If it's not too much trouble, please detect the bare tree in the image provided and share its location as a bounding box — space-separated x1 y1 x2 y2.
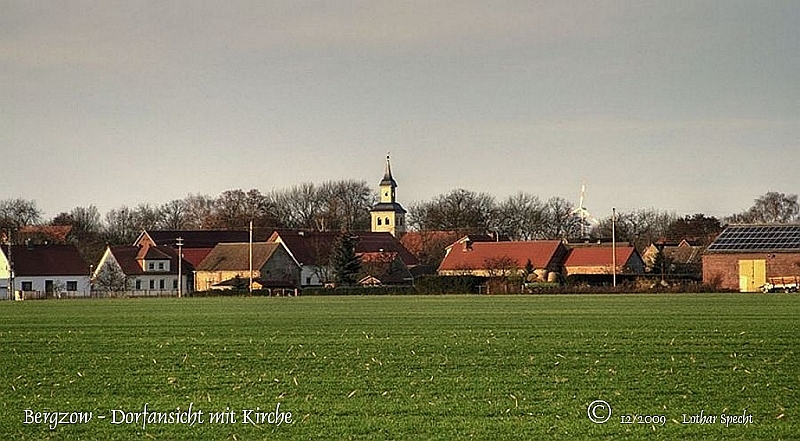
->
497 192 549 240
270 182 325 229
0 198 42 231
158 199 191 230
51 205 105 264
132 203 163 232
183 194 216 229
727 192 799 224
409 188 497 234
665 213 723 245
103 206 139 245
94 262 129 292
542 196 580 240
318 180 373 232
595 208 677 249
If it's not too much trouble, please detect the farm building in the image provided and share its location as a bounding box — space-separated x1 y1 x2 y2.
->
135 229 254 267
703 224 800 292
194 242 300 293
562 246 645 283
641 240 704 281
437 239 568 279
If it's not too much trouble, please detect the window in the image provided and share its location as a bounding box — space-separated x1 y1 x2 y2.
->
21 281 33 291
159 279 165 290
173 279 178 289
66 281 78 291
377 218 382 226
135 280 142 290
385 217 390 225
158 262 164 270
148 262 155 271
149 280 155 290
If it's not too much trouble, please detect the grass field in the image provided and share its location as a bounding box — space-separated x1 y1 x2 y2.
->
0 294 797 440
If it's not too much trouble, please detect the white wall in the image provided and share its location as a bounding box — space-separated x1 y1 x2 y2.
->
14 276 92 297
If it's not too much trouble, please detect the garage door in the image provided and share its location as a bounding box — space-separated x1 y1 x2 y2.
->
738 259 766 292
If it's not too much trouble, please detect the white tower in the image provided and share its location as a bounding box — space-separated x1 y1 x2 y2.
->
370 155 407 236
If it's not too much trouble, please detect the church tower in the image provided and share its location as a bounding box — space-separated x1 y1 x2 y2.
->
370 155 406 236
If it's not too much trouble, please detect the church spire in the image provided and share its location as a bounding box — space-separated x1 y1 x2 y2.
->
380 154 397 188
371 154 406 236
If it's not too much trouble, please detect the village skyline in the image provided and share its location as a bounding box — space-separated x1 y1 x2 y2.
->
3 2 799 219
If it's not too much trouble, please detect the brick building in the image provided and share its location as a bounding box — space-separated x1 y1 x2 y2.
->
703 224 800 292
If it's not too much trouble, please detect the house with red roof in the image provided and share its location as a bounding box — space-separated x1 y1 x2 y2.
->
0 244 90 299
268 229 419 286
437 238 568 278
562 246 645 278
92 244 191 294
134 230 255 268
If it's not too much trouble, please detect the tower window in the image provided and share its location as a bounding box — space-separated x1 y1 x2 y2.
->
377 218 382 226
385 217 390 225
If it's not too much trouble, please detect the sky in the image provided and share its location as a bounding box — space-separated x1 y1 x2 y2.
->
2 1 799 221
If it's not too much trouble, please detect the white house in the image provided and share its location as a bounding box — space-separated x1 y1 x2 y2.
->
0 244 91 299
93 244 189 295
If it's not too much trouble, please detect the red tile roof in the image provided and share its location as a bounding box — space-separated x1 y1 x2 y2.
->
18 225 73 244
7 245 89 276
109 245 190 275
181 248 213 267
438 241 565 272
563 247 638 267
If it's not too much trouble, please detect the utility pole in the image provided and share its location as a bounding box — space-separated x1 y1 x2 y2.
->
249 220 253 295
176 237 184 298
612 207 617 288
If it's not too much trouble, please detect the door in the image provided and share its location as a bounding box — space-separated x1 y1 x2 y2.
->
738 260 766 292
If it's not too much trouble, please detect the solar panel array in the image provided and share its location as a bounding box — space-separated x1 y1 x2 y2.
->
707 224 800 252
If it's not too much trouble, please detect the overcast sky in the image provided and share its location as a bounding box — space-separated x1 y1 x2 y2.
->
2 1 799 220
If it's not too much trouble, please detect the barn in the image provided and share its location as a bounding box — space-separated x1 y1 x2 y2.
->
703 224 800 292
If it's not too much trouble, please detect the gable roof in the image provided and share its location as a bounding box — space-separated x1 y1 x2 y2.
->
706 224 800 253
107 245 189 276
563 246 639 267
6 245 89 276
663 244 704 264
137 245 172 261
438 240 564 272
269 229 419 267
195 242 284 272
135 230 253 248
180 248 214 268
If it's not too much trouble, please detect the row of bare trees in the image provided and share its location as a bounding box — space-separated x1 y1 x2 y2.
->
1 186 797 264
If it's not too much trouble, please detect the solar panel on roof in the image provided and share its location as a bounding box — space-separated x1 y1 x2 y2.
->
707 224 800 252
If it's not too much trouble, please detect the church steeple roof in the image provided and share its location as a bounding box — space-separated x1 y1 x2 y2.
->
380 155 397 188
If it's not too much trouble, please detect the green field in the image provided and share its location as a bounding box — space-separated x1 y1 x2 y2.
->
0 294 797 440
